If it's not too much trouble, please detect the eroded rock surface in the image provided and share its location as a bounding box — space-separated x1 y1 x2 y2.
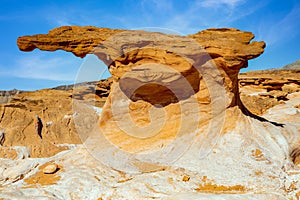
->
0 26 298 199
0 90 79 157
18 26 265 109
239 69 300 115
0 81 110 158
0 89 23 104
17 26 266 155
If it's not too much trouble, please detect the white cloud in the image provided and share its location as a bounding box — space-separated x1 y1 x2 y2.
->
0 52 82 81
198 0 245 8
0 52 111 84
162 0 259 34
38 0 254 35
259 5 300 45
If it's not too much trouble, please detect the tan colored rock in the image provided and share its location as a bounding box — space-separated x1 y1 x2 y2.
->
18 26 265 65
0 84 105 158
16 26 268 163
42 163 58 174
24 162 62 186
282 83 300 93
17 26 124 59
0 147 17 159
14 27 300 170
17 27 265 106
239 69 300 115
0 90 78 157
2 25 300 198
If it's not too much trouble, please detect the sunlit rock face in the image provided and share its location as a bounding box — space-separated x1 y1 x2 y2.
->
17 27 266 154
239 69 300 115
17 27 265 108
1 26 298 199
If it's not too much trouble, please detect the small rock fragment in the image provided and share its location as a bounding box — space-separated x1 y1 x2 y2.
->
42 163 58 174
182 175 190 182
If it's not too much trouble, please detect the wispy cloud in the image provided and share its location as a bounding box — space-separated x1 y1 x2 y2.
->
258 4 300 45
44 7 91 27
0 53 81 81
197 0 245 8
34 0 259 35
162 0 261 34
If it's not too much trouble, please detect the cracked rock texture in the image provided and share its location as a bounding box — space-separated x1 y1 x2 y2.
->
239 69 300 115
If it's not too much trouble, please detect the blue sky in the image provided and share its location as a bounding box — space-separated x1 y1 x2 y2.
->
0 0 300 90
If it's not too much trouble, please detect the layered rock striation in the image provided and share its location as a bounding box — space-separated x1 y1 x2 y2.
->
17 26 267 156
3 26 298 198
239 69 300 115
18 26 265 108
0 81 110 158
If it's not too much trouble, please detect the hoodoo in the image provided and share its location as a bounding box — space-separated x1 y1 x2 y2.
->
2 26 297 198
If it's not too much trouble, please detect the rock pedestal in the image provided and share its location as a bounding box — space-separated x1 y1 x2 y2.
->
17 27 266 156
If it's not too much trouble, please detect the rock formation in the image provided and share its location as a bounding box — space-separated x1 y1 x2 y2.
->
17 26 267 158
0 81 112 158
0 89 80 158
239 69 300 115
0 89 23 104
0 26 299 199
18 26 265 109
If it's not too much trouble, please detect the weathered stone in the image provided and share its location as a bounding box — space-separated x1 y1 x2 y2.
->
5 26 299 198
42 163 58 174
17 26 265 108
239 69 300 115
16 26 267 156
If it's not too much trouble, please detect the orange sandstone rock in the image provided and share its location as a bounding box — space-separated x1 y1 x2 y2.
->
16 26 266 161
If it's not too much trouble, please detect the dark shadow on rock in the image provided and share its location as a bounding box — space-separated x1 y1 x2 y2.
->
119 66 201 107
238 98 285 127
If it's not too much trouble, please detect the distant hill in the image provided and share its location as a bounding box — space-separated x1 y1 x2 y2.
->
0 89 24 104
282 60 300 70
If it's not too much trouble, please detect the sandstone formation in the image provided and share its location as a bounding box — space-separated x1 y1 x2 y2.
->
0 26 299 199
17 26 266 155
0 89 80 158
0 81 110 158
0 89 23 104
0 69 297 158
18 26 265 108
239 69 300 115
